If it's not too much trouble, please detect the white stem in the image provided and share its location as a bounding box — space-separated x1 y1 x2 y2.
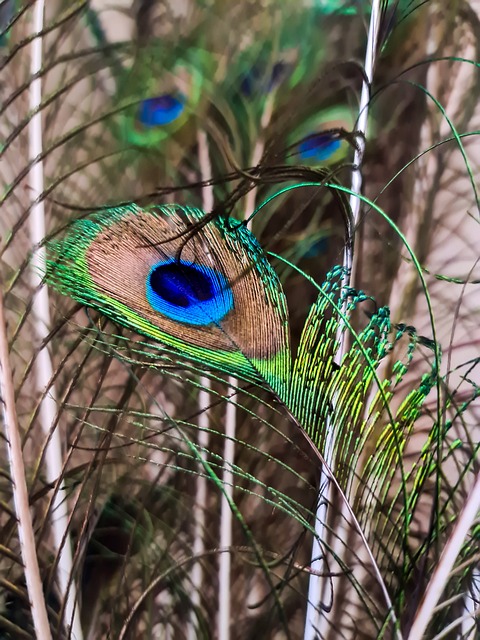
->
408 471 480 640
218 380 236 640
28 2 83 638
0 289 53 640
304 3 383 638
218 101 270 638
189 383 210 639
463 565 480 640
189 131 214 640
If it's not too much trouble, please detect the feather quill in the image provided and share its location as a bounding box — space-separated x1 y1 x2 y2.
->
27 1 83 637
408 469 480 639
0 288 52 640
305 2 383 637
191 128 213 640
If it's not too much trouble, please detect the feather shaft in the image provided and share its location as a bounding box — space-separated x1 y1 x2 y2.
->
218 92 273 638
27 1 82 637
189 129 214 640
218 387 235 640
304 2 384 637
0 288 52 640
408 470 480 639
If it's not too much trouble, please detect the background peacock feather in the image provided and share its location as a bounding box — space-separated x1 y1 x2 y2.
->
1 1 479 639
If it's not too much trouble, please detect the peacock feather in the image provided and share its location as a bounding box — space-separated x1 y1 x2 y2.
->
46 203 291 388
1 1 480 639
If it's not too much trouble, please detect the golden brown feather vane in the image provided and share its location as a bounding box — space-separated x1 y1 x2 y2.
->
47 203 291 387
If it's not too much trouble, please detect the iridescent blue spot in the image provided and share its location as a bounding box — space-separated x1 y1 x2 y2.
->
146 260 233 326
241 61 288 96
138 94 185 127
304 237 329 258
298 133 341 162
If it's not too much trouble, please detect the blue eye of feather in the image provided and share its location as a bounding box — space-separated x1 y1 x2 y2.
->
303 237 330 259
146 260 234 326
138 94 185 127
240 61 288 96
298 133 341 161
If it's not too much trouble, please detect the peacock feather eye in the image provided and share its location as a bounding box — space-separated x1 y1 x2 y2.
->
46 204 292 387
287 105 357 166
240 60 289 96
298 132 342 162
138 94 186 127
115 52 212 149
146 260 234 326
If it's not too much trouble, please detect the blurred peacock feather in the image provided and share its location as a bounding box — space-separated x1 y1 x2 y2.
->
1 1 479 639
